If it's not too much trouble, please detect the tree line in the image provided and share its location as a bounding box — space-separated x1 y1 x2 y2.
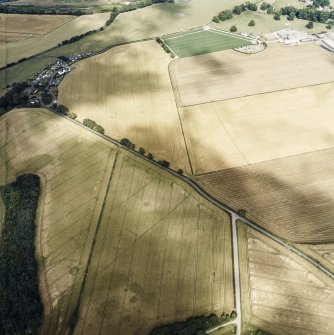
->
0 174 44 335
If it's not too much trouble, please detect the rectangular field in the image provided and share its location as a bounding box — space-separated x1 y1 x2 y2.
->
238 223 334 335
180 83 334 174
162 28 251 57
58 40 191 173
170 43 334 106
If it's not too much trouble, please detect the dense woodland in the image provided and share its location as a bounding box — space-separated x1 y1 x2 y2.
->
0 174 43 335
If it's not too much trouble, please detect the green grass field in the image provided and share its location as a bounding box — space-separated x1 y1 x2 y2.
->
162 28 252 57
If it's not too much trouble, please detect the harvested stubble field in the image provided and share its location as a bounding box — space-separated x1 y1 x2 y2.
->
170 43 334 106
198 147 334 243
162 28 251 57
59 40 190 173
0 108 234 334
0 108 117 334
0 13 74 35
0 0 241 88
179 83 334 242
180 83 334 174
238 223 334 335
0 12 109 67
74 151 234 335
296 243 334 274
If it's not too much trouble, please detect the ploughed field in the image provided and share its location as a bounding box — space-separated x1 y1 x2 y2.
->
0 108 234 335
238 223 334 335
170 43 334 106
162 27 251 57
59 40 190 173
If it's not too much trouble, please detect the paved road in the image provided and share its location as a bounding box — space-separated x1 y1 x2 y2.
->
61 113 334 335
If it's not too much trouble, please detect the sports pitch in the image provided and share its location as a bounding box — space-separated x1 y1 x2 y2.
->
162 27 252 57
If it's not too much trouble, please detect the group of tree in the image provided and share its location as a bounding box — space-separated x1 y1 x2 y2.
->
150 312 237 335
0 82 29 114
56 104 76 119
0 4 89 15
0 174 44 335
156 37 175 57
280 5 334 23
82 118 105 134
213 2 258 22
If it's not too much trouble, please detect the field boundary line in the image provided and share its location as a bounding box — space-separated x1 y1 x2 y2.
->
163 29 203 41
195 144 334 178
67 150 118 334
180 80 334 108
167 61 194 174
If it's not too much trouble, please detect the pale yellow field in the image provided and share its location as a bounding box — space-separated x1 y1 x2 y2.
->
170 43 334 106
0 13 74 35
238 223 334 335
180 83 334 174
0 12 109 67
0 108 117 334
0 108 234 334
74 152 234 335
198 147 334 243
59 40 190 173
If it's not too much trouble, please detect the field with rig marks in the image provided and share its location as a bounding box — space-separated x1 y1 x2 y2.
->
198 146 334 243
170 43 334 106
0 108 117 335
0 108 234 335
238 222 334 335
59 40 190 173
74 152 234 335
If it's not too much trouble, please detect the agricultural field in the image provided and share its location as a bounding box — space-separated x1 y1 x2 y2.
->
180 83 334 174
0 108 234 334
0 12 109 67
0 0 240 88
197 146 334 243
0 14 74 44
73 151 234 335
214 11 328 36
170 43 334 106
0 108 117 334
296 243 334 274
162 27 251 57
0 13 74 35
58 40 191 173
178 82 334 243
238 223 334 335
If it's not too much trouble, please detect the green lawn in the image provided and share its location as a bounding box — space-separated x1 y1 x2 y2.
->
163 28 251 57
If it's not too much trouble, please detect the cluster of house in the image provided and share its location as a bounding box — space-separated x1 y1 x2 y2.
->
24 51 95 108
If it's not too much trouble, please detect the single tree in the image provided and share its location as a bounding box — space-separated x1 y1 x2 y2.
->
230 25 237 32
248 19 255 26
138 147 146 155
306 21 314 29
